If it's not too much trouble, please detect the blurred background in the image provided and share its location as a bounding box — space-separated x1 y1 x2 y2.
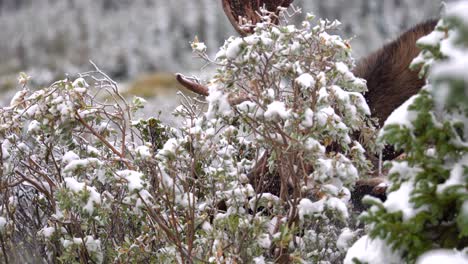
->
0 0 450 121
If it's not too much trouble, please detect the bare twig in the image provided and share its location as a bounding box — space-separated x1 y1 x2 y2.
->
75 111 134 170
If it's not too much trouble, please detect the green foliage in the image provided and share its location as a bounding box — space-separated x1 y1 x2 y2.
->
357 8 468 264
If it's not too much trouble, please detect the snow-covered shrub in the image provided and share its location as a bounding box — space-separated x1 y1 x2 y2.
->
346 2 468 263
0 10 379 263
174 11 378 262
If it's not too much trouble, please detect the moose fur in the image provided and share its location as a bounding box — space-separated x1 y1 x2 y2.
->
356 20 438 163
354 19 438 127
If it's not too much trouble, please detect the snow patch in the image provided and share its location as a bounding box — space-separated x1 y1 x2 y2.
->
344 235 403 264
264 101 289 121
298 198 325 219
0 217 6 232
64 177 101 214
116 170 144 192
296 73 316 88
381 94 419 134
383 181 428 221
416 249 468 264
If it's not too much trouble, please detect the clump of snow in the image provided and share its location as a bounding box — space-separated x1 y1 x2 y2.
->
225 38 245 59
298 198 325 220
205 84 232 119
253 256 266 264
344 235 403 264
381 94 419 134
1 139 11 160
417 30 445 47
0 217 7 232
116 170 144 192
264 101 289 121
383 181 428 221
38 226 56 238
135 145 151 159
27 120 41 134
301 108 314 128
62 151 80 165
64 177 101 214
191 41 207 53
63 236 103 263
24 104 39 118
316 106 337 127
296 73 316 88
327 197 349 219
416 249 468 264
10 89 27 107
304 137 325 154
72 77 88 93
437 154 468 194
432 53 468 83
63 158 102 173
336 228 356 252
157 138 179 158
446 1 468 27
257 234 272 249
249 193 280 211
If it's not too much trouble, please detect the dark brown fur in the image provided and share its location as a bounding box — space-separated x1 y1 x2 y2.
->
354 20 438 127
350 20 438 205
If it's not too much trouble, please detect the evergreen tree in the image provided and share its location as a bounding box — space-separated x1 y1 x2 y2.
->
346 1 468 263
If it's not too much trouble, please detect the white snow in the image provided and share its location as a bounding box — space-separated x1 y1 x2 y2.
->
301 108 314 128
63 236 103 263
381 94 419 133
316 106 336 127
38 226 56 238
417 30 444 47
462 200 468 217
10 89 27 107
249 193 280 211
383 181 428 221
64 177 101 214
226 38 244 59
304 137 325 154
25 104 39 117
158 138 179 158
416 249 468 264
327 197 349 219
336 62 349 73
205 84 232 119
27 120 41 134
257 234 272 249
116 170 144 192
446 1 468 27
63 158 101 173
344 235 403 264
437 154 468 194
135 145 151 158
0 217 6 232
264 101 289 121
296 73 316 88
62 151 80 165
432 52 468 81
64 177 85 192
243 34 260 45
253 256 266 264
191 41 207 52
72 77 88 93
298 198 325 220
336 228 356 252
